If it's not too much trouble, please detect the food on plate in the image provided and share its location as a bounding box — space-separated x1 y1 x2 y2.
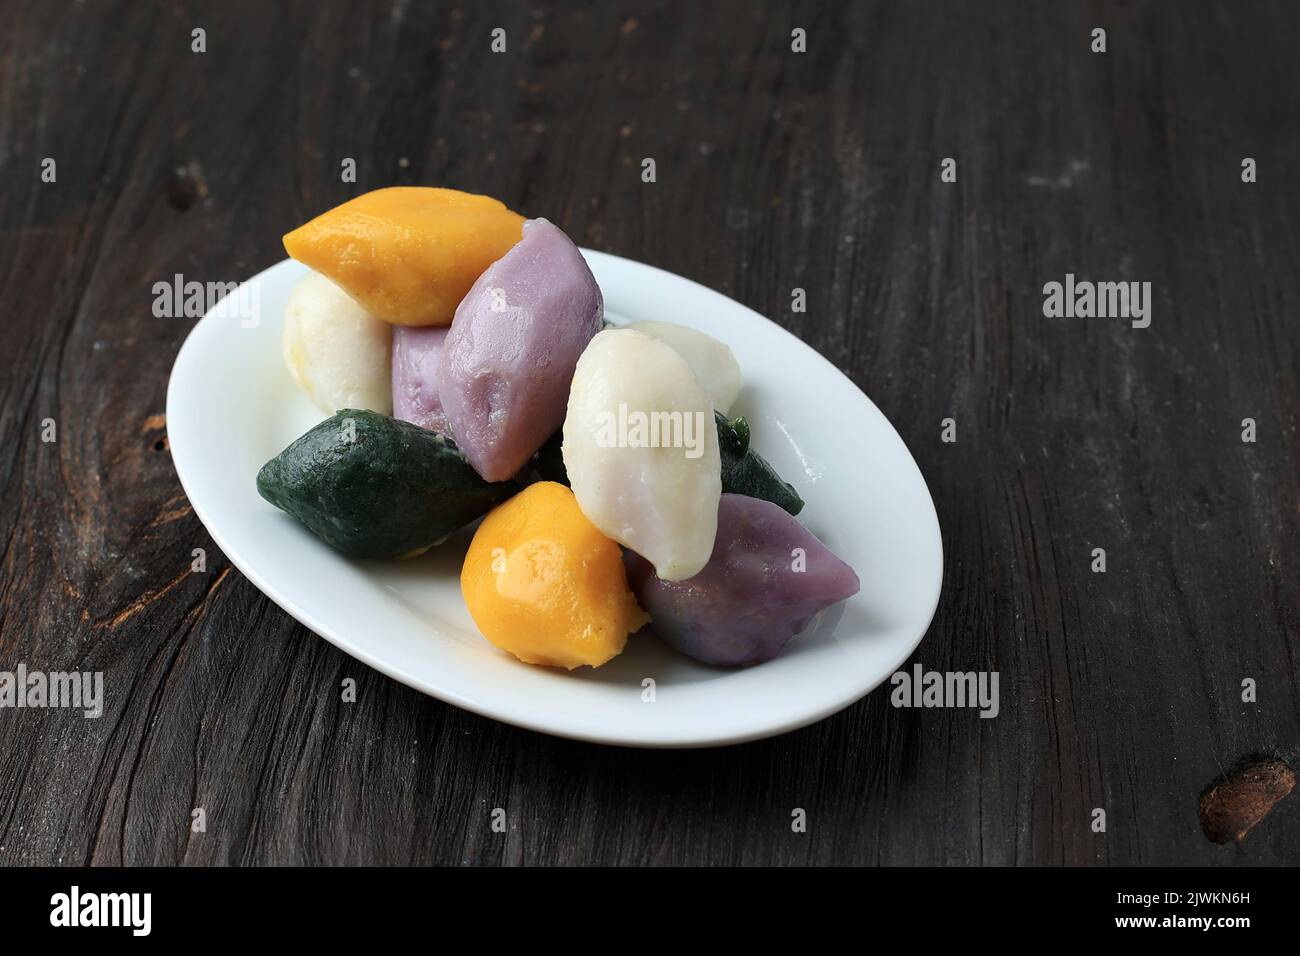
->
627 320 742 412
282 272 393 415
715 412 804 515
392 325 450 434
534 411 802 516
562 328 721 582
261 187 859 671
282 187 524 326
624 494 860 666
440 218 603 481
256 409 517 559
461 482 649 669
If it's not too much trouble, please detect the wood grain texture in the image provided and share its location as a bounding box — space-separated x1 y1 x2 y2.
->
0 0 1297 865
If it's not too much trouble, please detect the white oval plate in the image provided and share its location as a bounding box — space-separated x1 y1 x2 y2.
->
167 253 942 747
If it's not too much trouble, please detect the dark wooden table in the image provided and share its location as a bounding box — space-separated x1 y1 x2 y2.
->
1 0 1296 866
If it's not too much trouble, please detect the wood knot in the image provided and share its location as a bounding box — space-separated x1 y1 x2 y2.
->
166 161 208 212
1199 755 1295 844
